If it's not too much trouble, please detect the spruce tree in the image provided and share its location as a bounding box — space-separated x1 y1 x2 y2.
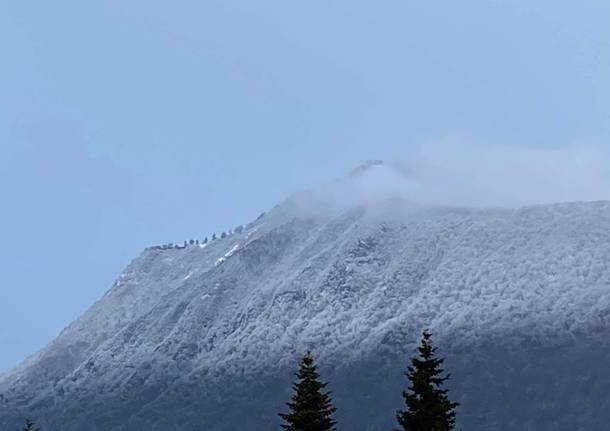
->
19 419 40 431
279 352 337 431
396 330 459 431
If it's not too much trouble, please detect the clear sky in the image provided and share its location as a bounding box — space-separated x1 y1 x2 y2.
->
1 1 610 373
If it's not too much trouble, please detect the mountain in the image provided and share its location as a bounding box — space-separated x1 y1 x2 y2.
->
2 162 610 430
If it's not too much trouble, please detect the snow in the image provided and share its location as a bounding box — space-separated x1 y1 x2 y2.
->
215 243 240 266
4 189 610 430
7 200 610 379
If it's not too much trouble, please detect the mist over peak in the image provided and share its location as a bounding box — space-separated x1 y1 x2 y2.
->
280 142 610 221
398 141 610 207
348 160 386 177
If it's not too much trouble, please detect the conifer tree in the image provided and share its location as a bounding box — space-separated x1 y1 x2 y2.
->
279 352 337 431
396 330 458 431
20 419 40 431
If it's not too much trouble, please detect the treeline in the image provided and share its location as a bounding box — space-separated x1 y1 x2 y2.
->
148 212 267 251
17 331 457 431
279 330 458 431
147 224 251 251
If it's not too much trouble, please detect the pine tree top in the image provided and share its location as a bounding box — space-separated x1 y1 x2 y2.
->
396 330 459 431
20 419 40 431
279 352 337 431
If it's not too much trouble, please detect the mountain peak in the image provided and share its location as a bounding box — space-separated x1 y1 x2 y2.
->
348 160 385 177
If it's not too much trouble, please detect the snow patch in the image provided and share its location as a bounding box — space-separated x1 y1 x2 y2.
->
215 243 240 266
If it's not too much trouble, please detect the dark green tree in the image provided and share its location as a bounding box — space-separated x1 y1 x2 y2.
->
279 352 337 431
19 419 40 431
396 330 459 431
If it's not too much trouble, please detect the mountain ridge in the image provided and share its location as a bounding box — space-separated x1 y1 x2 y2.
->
2 189 610 430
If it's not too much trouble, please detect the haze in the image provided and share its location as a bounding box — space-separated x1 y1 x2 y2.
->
1 1 610 373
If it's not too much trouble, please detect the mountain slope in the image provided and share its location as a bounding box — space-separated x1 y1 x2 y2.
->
2 167 610 430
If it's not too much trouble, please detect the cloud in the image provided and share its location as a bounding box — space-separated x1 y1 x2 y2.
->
395 140 610 207
289 140 610 215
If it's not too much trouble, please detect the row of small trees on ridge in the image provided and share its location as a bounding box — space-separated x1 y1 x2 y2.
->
151 225 246 250
151 211 267 251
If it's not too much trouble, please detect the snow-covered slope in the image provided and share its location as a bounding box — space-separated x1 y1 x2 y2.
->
2 163 610 430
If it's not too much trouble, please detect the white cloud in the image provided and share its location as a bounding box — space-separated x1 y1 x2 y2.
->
286 140 610 216
395 140 610 207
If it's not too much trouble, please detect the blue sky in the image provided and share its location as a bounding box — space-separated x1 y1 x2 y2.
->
1 1 610 372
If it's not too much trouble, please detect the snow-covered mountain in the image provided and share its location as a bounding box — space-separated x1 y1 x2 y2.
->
2 162 610 430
